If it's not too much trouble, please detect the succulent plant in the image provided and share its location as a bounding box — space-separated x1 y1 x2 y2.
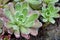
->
4 2 42 39
41 4 60 24
0 0 60 40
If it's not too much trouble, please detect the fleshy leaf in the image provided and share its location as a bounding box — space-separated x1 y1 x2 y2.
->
8 2 15 15
49 18 55 24
22 9 28 17
24 21 34 27
0 19 3 28
22 9 28 22
21 33 30 39
33 20 42 28
12 25 19 31
7 28 13 34
41 4 59 24
25 13 38 23
4 9 14 22
50 0 58 4
20 27 30 34
22 2 28 9
15 11 23 22
14 30 20 38
15 2 21 11
24 14 38 27
43 18 48 22
29 28 38 36
0 29 2 34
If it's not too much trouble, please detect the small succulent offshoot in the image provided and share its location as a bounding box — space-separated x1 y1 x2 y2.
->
41 4 60 24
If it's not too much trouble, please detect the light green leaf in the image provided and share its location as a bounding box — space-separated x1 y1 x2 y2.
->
0 29 2 34
54 14 60 18
42 4 59 24
8 3 15 15
7 23 19 31
14 30 20 38
4 9 14 22
15 11 20 18
15 11 23 18
20 27 30 34
49 18 55 24
33 20 42 28
50 0 58 4
43 18 48 22
24 21 34 27
50 13 60 18
15 11 24 21
24 14 38 28
26 14 38 23
12 25 19 31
